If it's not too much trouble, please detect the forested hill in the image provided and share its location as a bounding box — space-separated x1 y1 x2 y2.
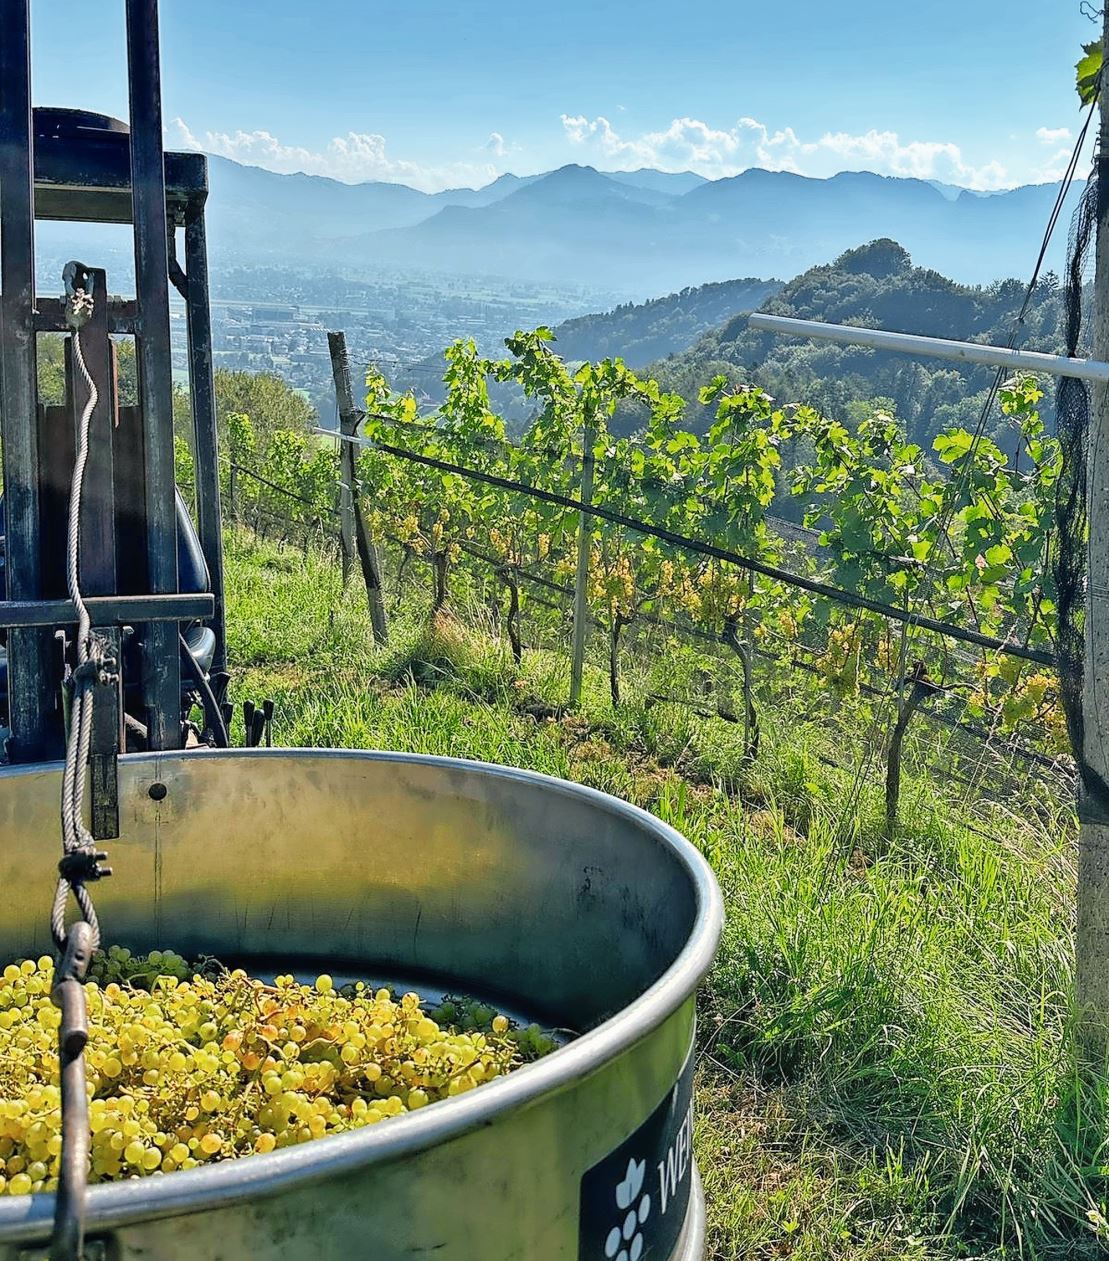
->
646 239 1072 444
546 277 782 368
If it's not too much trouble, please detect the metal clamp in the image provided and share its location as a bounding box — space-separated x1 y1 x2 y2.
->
58 850 111 885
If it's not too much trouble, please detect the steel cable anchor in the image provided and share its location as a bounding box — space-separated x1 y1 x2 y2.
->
49 921 95 1261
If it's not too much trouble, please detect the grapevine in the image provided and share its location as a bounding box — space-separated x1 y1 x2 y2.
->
220 321 1071 808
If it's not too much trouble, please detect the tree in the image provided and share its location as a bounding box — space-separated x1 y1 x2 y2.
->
213 369 316 446
836 239 912 279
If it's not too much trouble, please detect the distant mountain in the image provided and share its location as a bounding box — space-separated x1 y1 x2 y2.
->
927 180 998 201
201 158 690 265
205 154 430 243
190 154 1082 295
353 166 678 290
500 163 676 208
430 172 542 208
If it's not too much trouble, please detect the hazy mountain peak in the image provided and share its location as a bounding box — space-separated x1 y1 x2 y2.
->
540 163 606 184
605 168 708 195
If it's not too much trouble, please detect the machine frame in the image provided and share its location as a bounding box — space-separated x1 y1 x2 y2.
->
0 0 225 784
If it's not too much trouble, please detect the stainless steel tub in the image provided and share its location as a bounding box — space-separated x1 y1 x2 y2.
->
0 749 723 1259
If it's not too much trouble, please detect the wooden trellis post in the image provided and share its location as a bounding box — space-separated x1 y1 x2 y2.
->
327 331 388 646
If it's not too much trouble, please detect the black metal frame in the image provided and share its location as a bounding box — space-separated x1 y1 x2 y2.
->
0 0 226 762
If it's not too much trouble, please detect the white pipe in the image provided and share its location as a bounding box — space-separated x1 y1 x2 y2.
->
747 313 1109 384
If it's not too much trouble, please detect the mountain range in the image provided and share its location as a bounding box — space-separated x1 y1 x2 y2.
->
197 156 1084 295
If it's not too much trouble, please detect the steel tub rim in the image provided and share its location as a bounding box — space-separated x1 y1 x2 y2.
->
0 747 724 1240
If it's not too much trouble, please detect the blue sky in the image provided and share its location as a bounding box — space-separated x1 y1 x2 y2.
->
27 1 1098 192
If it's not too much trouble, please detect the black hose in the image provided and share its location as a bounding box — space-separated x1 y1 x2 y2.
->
179 632 230 748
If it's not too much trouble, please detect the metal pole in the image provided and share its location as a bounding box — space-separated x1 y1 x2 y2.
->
569 410 596 707
0 0 56 760
748 312 1109 383
1077 13 1109 1047
183 206 228 676
126 0 181 749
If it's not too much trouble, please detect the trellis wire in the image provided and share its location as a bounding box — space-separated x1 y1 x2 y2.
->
227 452 1066 784
324 429 1055 667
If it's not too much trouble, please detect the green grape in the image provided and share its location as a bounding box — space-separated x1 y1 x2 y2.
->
0 950 558 1194
428 993 559 1061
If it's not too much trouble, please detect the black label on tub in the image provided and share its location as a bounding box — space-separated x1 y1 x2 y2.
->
579 1043 695 1261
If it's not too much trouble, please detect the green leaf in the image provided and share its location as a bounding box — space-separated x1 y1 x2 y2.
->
934 429 973 464
1078 40 1103 105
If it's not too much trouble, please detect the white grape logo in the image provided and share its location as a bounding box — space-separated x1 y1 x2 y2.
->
603 1157 651 1261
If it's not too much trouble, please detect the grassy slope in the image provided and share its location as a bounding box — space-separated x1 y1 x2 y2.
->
225 530 1099 1261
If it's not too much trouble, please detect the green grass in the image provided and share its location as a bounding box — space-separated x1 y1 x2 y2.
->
223 529 1106 1260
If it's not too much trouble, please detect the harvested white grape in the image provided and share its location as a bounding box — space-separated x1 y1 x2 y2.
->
0 952 549 1192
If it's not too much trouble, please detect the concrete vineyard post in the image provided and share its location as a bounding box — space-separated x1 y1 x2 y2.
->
327 331 388 647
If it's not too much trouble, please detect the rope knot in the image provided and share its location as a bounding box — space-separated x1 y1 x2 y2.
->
64 288 94 329
62 260 94 329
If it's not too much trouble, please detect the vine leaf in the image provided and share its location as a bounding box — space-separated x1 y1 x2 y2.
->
1077 39 1103 104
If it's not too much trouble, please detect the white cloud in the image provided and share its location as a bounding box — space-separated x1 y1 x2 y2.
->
1036 125 1072 145
560 113 1012 190
484 131 508 158
1033 146 1077 183
171 118 500 193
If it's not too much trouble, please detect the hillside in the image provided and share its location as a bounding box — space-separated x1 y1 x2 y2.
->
223 520 1085 1261
394 274 783 402
546 276 782 367
394 240 1070 439
171 337 1092 1261
646 238 1071 445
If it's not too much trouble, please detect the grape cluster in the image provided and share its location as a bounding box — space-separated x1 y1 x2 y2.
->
86 944 192 989
0 954 541 1194
429 995 559 1061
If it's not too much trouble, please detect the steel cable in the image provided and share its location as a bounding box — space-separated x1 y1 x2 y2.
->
53 311 111 953
50 274 113 1261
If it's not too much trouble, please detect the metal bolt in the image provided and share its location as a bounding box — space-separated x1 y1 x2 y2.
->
148 782 167 801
